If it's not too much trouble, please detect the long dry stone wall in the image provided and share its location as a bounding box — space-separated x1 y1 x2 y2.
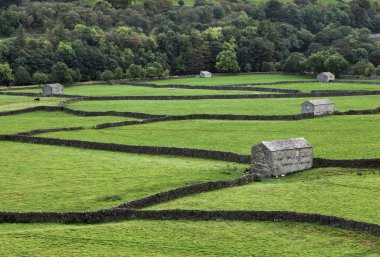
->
0 209 378 236
0 135 251 164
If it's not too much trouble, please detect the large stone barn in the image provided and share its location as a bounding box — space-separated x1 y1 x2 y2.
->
301 99 334 116
317 72 335 82
42 83 64 96
199 71 212 78
251 138 313 177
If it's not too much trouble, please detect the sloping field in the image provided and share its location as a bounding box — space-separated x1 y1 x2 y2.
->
42 115 380 159
66 95 380 115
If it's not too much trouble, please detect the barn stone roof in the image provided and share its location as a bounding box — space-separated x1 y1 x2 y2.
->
261 138 312 152
320 72 334 77
304 99 333 106
45 83 63 88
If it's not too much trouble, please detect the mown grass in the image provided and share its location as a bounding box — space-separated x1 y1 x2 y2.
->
147 74 314 86
8 84 268 96
258 82 380 92
0 141 245 211
67 95 380 115
1 220 379 257
0 95 61 111
42 115 380 159
0 111 132 134
149 167 380 224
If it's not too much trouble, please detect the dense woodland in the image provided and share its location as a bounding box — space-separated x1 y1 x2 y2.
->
0 0 380 85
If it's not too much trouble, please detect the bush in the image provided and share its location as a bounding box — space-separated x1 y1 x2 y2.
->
0 63 14 86
126 64 146 79
32 71 49 85
50 62 72 83
261 62 276 72
101 70 114 82
376 66 380 76
113 67 124 80
14 66 31 85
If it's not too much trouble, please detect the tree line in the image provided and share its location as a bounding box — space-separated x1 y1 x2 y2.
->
0 0 380 85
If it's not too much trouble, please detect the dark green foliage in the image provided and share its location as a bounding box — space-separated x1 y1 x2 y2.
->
282 53 306 73
126 64 146 79
101 70 114 82
0 0 378 81
32 71 49 85
323 54 349 76
14 66 31 85
50 62 72 84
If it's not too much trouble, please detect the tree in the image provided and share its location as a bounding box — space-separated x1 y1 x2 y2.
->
14 66 31 85
282 52 305 73
304 51 330 73
369 50 380 66
32 71 49 85
113 67 124 80
101 70 114 82
323 54 349 76
126 64 146 79
375 66 380 76
50 62 72 83
215 41 240 73
0 63 13 86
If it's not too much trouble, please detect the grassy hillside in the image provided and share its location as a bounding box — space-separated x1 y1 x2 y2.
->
1 221 379 256
42 115 380 159
67 95 380 115
0 141 245 211
149 167 380 224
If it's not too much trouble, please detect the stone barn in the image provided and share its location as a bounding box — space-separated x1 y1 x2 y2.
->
317 72 335 82
251 138 313 177
301 99 334 116
199 71 212 78
42 83 64 96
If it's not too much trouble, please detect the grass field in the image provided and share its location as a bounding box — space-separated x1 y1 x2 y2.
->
258 82 380 92
1 220 379 257
67 95 380 115
7 85 269 96
147 74 314 86
0 95 61 111
41 115 380 159
0 111 132 134
1 74 379 255
149 167 380 224
0 141 245 211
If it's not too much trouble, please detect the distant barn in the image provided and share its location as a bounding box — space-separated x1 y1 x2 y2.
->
251 138 313 177
317 72 335 82
301 99 334 116
42 83 64 96
199 71 212 78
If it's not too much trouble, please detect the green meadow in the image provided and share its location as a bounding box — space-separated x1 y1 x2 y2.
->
1 74 379 255
0 95 61 112
0 111 131 134
258 82 380 92
147 74 313 86
8 84 268 96
42 115 380 159
149 167 380 224
1 221 378 257
67 95 380 115
0 141 245 211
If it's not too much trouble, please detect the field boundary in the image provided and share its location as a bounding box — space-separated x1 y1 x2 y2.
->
0 209 378 236
0 135 251 163
114 174 259 209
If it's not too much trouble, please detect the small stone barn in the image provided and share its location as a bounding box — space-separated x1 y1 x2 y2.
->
301 99 334 116
251 138 313 177
199 71 212 78
317 72 335 82
42 83 64 96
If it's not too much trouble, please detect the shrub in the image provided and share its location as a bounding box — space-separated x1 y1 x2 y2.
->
32 71 49 85
101 70 114 82
14 66 31 85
